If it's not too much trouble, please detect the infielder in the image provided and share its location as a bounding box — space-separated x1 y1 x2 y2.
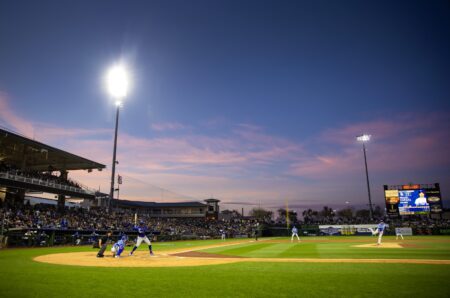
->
370 220 386 245
129 222 154 256
111 236 126 258
254 222 259 241
395 228 404 240
291 226 300 242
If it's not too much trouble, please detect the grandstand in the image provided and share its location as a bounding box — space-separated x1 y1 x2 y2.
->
113 198 220 218
0 128 105 210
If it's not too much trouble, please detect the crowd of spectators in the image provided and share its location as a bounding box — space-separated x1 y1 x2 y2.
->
1 201 449 247
386 217 450 230
0 203 254 239
0 162 82 189
298 216 385 226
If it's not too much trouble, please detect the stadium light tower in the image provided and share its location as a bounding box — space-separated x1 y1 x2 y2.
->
105 63 129 212
356 134 374 220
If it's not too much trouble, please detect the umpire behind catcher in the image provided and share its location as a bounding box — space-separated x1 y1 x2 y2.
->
97 231 112 258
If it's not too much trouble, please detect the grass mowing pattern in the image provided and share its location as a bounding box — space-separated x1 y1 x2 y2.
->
1 237 450 297
203 236 450 260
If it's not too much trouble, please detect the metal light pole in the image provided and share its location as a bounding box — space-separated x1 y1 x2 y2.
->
105 63 129 212
109 105 120 211
357 134 374 219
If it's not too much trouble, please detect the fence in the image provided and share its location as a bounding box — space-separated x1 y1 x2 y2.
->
0 172 95 195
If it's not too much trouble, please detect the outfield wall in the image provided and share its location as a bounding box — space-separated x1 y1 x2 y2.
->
2 226 450 248
263 225 450 237
1 228 253 248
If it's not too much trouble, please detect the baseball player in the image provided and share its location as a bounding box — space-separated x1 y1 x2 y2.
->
220 229 226 240
291 226 300 242
370 220 386 245
129 221 154 256
111 236 126 258
254 222 259 241
97 231 112 258
395 228 404 240
72 231 81 245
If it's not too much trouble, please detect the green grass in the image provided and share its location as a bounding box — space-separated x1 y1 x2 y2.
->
1 237 450 297
203 236 450 260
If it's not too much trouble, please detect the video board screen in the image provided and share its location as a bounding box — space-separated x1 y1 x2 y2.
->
384 183 443 216
398 190 430 215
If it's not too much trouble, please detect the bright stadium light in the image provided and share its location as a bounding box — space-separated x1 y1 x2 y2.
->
356 134 371 142
356 134 374 219
104 62 131 212
106 64 129 102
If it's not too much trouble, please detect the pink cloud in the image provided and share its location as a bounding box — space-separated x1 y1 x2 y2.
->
1 94 448 208
0 93 35 137
288 152 360 178
318 113 448 146
151 122 189 131
34 125 112 141
289 113 450 179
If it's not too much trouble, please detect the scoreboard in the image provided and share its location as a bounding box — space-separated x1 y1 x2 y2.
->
384 183 443 216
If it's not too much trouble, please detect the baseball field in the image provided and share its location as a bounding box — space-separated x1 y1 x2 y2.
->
1 236 450 297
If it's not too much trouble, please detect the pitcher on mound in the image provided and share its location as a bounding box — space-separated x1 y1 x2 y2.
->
370 220 386 245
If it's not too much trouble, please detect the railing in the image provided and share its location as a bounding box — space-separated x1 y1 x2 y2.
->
0 171 95 195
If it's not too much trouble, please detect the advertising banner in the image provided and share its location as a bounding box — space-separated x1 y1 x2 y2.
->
319 224 387 236
384 189 400 216
425 188 443 214
395 227 413 236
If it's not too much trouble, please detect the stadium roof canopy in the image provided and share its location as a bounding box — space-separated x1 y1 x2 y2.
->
0 127 105 171
115 199 206 208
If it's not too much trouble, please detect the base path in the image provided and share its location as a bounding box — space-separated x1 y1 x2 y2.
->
34 240 450 267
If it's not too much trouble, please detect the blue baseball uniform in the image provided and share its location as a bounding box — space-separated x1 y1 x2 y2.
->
135 226 148 238
111 239 125 257
291 226 300 242
129 224 153 256
373 222 386 245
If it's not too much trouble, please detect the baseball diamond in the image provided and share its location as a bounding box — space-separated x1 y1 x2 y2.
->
1 236 450 297
1 1 450 298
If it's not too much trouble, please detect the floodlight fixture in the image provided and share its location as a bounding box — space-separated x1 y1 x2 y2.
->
356 134 371 142
106 64 129 100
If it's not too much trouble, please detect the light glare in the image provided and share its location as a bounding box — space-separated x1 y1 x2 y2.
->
356 134 371 142
106 64 129 99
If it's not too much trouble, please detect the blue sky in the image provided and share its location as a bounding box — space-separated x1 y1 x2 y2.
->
0 0 449 213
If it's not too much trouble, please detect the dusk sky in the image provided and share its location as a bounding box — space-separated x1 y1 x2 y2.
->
0 0 449 214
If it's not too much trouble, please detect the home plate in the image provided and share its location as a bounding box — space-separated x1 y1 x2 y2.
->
353 243 403 248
